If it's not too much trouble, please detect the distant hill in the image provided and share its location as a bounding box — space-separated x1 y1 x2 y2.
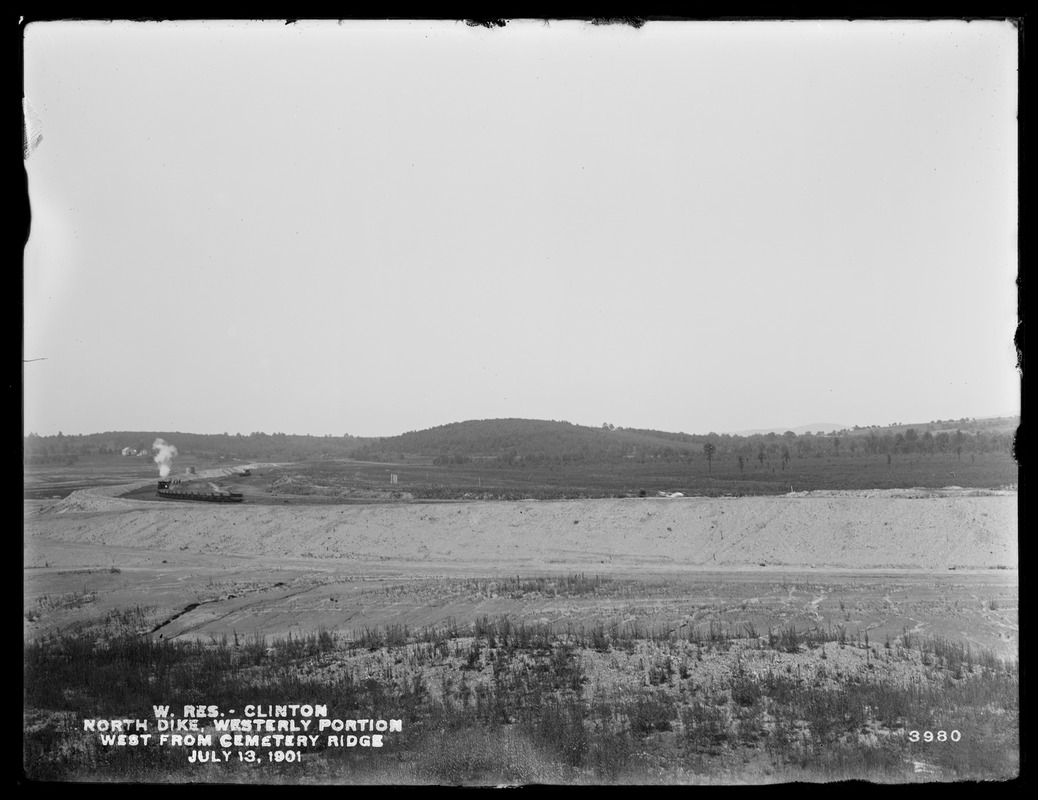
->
734 423 850 436
856 416 1020 436
351 418 706 463
24 414 1018 467
736 416 1019 438
23 430 369 465
352 415 1018 464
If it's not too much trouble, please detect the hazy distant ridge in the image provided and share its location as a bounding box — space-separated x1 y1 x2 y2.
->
23 415 1018 466
349 416 1018 462
734 423 850 436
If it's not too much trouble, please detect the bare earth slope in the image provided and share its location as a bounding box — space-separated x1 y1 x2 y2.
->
26 486 1017 571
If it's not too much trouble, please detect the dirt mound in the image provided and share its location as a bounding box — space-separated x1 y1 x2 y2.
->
34 464 272 515
26 489 1017 571
787 487 1016 499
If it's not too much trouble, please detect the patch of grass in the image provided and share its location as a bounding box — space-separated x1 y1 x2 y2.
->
229 450 1018 502
54 567 122 576
29 590 98 614
24 617 1019 784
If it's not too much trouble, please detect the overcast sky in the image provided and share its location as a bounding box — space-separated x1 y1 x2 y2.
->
22 19 1019 437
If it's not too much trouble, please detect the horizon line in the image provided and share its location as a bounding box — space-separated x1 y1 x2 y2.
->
22 410 1021 441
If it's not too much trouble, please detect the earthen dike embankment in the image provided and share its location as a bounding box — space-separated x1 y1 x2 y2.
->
26 486 1017 572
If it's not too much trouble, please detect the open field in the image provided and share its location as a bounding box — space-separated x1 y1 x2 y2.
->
24 454 230 500
25 451 1019 502
23 461 1019 784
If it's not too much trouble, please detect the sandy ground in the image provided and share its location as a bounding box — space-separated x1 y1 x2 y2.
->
24 481 1021 651
25 484 1017 571
23 483 1019 654
23 480 1021 787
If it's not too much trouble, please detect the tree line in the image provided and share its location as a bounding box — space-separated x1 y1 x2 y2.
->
23 417 1016 468
349 418 1017 467
22 430 366 465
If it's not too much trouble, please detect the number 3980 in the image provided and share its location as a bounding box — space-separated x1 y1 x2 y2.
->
909 730 961 743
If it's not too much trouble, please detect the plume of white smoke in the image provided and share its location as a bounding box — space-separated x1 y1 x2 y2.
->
153 438 178 477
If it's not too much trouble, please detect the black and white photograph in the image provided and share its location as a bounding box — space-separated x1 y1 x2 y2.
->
22 17 1020 785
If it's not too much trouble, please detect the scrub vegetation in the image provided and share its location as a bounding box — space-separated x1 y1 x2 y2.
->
24 611 1018 784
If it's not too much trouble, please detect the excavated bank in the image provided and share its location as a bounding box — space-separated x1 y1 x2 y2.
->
25 487 1017 571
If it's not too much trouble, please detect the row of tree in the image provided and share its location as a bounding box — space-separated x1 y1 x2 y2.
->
23 418 1016 467
22 430 365 465
353 420 1015 467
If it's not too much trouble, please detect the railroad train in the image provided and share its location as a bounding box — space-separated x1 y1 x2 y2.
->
156 478 244 503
